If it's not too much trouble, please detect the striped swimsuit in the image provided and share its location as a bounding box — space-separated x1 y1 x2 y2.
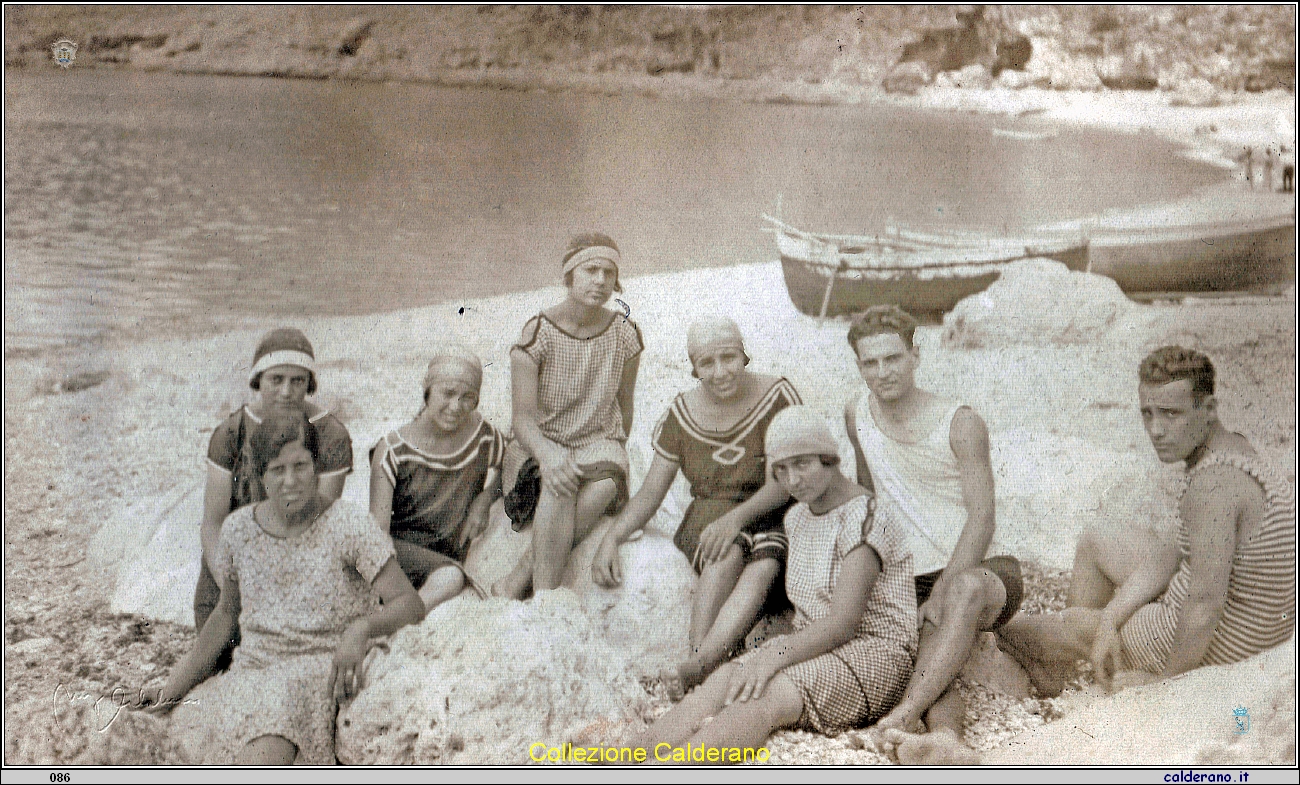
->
1122 452 1296 672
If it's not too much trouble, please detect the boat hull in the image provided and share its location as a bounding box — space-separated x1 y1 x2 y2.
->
1089 222 1296 293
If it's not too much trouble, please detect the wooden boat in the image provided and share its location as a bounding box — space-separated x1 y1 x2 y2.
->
767 209 1296 318
765 215 1089 318
1087 213 1296 294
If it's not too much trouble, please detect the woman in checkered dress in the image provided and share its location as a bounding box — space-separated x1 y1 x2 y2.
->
492 233 644 599
626 407 917 759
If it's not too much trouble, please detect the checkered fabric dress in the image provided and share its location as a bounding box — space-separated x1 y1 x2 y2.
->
1121 452 1296 673
513 311 644 448
762 493 918 733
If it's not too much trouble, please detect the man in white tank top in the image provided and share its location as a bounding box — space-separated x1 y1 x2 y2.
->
845 306 1022 765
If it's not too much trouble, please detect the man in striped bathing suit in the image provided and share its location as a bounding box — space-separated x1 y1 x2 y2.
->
999 346 1296 696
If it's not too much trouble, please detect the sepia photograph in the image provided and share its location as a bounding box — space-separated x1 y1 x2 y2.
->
3 4 1297 776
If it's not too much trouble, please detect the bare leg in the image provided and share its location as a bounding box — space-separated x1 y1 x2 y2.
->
998 525 1178 694
877 568 1006 733
491 544 533 600
418 566 466 614
668 555 780 700
533 478 617 592
672 673 803 764
627 664 737 754
236 734 297 765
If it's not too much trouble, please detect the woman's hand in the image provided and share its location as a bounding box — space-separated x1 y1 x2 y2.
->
1089 620 1125 690
696 514 744 565
459 498 492 551
591 535 623 588
724 652 781 706
538 446 582 498
133 682 184 716
331 621 370 702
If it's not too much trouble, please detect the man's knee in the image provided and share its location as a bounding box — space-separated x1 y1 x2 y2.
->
942 568 1005 621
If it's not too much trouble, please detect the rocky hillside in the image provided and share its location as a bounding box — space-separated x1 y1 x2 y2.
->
3 5 1296 98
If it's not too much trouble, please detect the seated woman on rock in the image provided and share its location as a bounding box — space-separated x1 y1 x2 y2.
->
623 407 917 762
492 233 643 599
592 316 801 700
196 328 354 673
998 346 1296 694
369 345 506 613
143 410 424 765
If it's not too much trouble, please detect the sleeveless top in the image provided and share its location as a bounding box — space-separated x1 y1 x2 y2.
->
1161 452 1296 664
853 393 971 574
513 312 644 448
370 415 506 561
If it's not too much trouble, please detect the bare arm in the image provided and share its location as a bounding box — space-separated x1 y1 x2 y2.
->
618 353 641 437
945 407 996 576
695 471 793 565
368 441 395 535
152 572 240 710
592 454 679 587
200 464 234 576
510 346 580 496
334 556 425 700
844 395 875 492
728 544 879 703
1159 467 1243 679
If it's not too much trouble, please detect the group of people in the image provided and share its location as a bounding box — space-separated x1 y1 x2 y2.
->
1239 144 1296 192
138 233 1296 766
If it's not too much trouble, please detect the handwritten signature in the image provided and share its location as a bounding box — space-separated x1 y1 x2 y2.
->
51 683 197 733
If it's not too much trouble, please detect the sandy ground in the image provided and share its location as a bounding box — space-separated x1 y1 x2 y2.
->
5 250 1295 764
3 71 1297 764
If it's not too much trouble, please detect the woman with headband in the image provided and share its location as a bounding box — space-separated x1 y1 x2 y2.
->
196 328 354 675
592 316 801 700
369 345 506 614
492 233 644 599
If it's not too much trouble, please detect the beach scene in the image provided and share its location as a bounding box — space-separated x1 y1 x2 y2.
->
3 5 1296 769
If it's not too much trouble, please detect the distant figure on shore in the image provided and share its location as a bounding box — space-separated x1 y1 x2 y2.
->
592 317 801 700
1239 146 1255 188
369 345 505 614
621 407 917 764
195 328 354 676
1282 145 1295 193
1262 146 1276 192
493 234 643 599
845 306 1021 766
998 347 1296 695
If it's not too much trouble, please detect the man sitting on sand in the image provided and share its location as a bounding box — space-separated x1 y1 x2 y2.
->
844 306 1023 765
998 346 1296 695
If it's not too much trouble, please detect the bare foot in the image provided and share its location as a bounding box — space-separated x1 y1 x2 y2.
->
1109 669 1160 692
889 727 980 765
490 566 532 600
995 630 1068 698
660 662 704 702
864 710 924 759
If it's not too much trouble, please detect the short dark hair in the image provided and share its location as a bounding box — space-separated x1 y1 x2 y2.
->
1139 346 1215 404
249 411 321 479
847 305 918 353
819 454 841 466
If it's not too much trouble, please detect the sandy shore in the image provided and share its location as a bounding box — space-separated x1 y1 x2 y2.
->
5 254 1295 764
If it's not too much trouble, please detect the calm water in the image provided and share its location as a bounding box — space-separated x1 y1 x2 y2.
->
4 70 1224 355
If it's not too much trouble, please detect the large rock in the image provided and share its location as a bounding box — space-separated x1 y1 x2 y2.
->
941 260 1136 349
336 512 697 764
